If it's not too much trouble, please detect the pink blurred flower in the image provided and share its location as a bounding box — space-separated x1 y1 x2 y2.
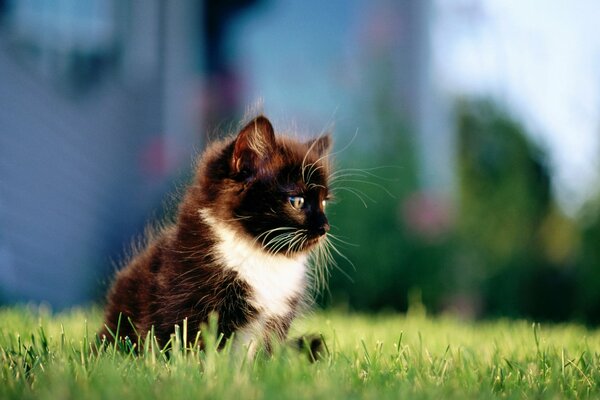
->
401 191 454 242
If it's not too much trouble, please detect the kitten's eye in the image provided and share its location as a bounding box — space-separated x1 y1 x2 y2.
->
289 196 305 210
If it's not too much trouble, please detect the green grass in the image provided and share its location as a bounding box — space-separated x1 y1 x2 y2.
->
1 306 599 399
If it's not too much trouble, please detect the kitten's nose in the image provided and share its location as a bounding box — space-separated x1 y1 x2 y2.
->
317 220 330 236
317 223 330 236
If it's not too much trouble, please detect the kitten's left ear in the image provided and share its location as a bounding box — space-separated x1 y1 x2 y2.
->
306 135 332 157
232 115 276 176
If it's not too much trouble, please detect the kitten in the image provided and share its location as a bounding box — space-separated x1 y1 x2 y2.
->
101 115 332 356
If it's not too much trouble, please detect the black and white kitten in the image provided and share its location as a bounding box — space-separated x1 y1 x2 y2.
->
101 115 332 356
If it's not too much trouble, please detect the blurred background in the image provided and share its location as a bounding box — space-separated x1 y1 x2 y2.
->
1 0 600 324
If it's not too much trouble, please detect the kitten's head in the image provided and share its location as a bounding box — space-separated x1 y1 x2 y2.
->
198 116 332 256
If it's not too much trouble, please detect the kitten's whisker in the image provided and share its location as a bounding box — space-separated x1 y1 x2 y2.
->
256 229 293 246
285 232 305 256
329 172 381 183
285 232 301 252
325 238 356 273
301 131 334 185
305 127 355 182
272 235 293 254
330 178 395 198
255 226 296 239
303 161 319 186
298 236 309 254
305 162 327 184
326 233 359 247
300 130 330 182
263 233 292 247
292 231 308 252
308 127 357 175
312 236 353 285
329 165 401 177
272 239 293 255
310 151 332 170
253 227 296 248
263 232 295 253
289 230 308 253
331 127 359 158
313 246 327 293
307 239 327 293
263 240 286 254
312 239 335 294
330 187 372 207
307 183 327 190
267 230 305 255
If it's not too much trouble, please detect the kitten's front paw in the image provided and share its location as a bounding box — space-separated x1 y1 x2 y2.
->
292 334 326 362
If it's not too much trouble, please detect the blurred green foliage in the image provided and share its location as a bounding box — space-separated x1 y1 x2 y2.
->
455 99 571 321
578 201 600 324
324 92 455 313
326 98 600 325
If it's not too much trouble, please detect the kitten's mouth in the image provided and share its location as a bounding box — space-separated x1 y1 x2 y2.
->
259 231 325 255
303 234 324 249
282 235 324 255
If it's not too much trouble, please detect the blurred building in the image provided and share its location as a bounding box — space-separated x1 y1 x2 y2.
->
0 0 205 308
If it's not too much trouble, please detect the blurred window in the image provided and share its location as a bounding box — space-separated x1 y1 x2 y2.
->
1 0 123 92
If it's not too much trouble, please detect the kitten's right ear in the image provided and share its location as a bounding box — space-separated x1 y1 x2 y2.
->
306 135 332 157
232 116 276 177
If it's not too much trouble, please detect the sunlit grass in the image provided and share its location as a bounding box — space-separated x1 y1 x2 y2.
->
1 305 599 399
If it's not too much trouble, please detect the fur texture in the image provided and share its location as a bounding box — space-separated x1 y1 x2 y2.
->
101 116 331 354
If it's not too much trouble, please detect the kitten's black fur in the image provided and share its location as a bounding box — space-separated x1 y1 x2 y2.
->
101 116 331 356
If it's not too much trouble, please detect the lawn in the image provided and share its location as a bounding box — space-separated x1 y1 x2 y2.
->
1 305 599 399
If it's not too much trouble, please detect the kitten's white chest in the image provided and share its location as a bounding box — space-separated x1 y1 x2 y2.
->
218 236 307 317
200 209 307 318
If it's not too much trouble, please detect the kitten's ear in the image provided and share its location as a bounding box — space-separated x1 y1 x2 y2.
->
306 135 332 157
232 116 276 175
